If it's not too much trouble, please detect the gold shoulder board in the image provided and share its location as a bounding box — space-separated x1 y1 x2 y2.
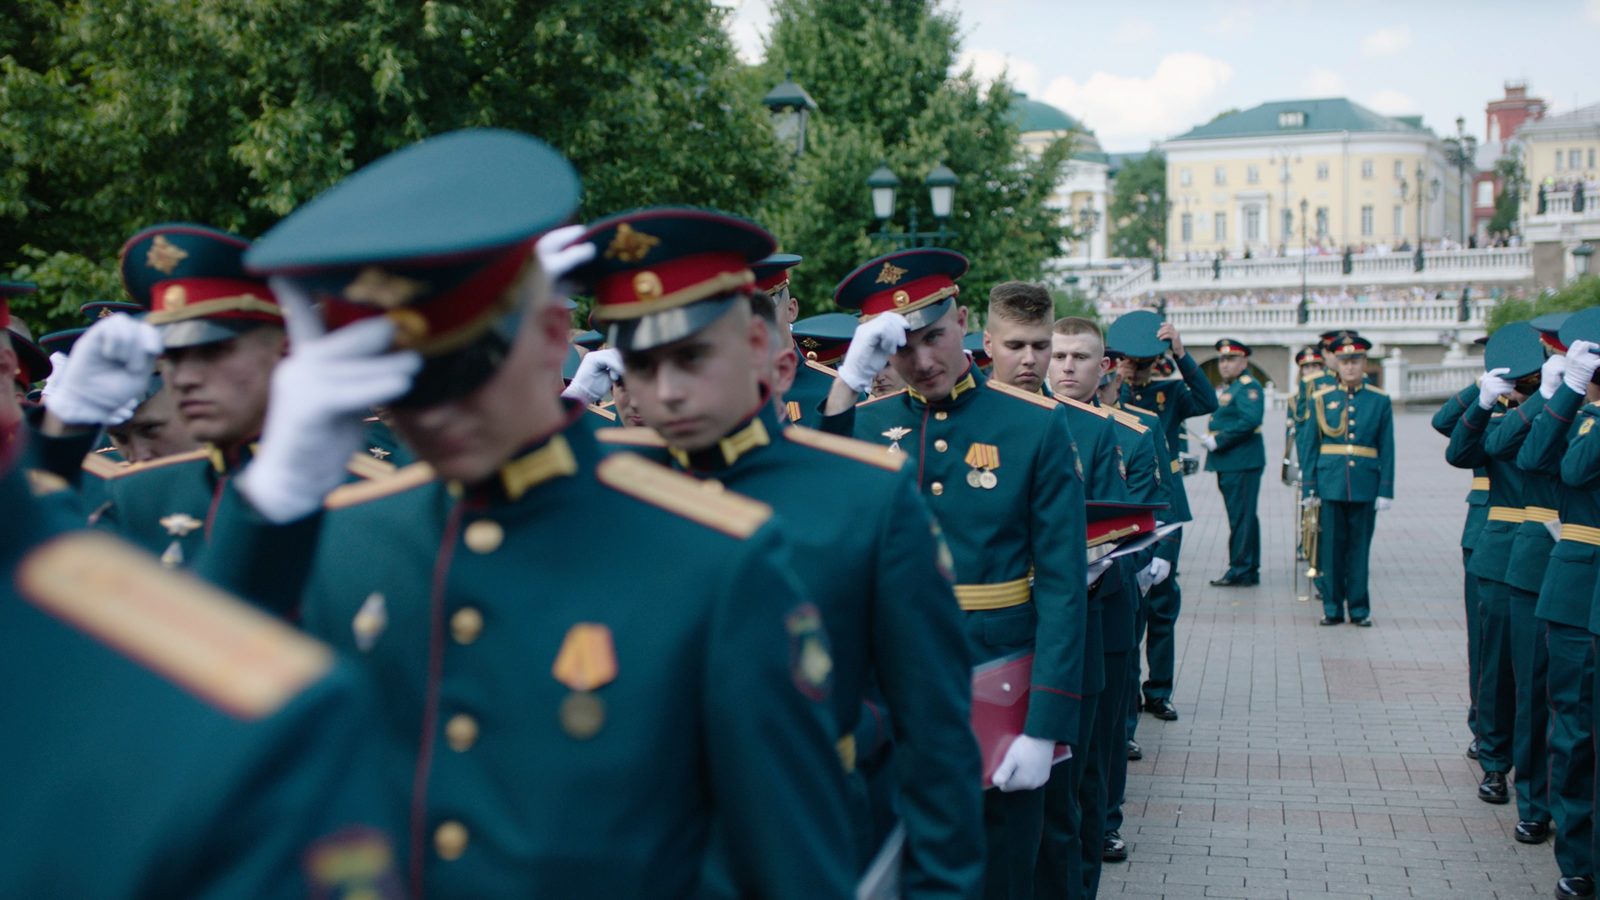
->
1106 408 1149 433
803 359 839 376
105 447 211 480
1312 385 1336 398
27 469 70 496
82 453 129 479
1122 403 1157 418
344 453 397 481
587 404 618 421
596 427 668 448
783 424 907 471
597 452 772 539
987 379 1058 410
325 462 437 509
856 388 907 407
1364 384 1388 395
18 531 332 719
1056 394 1109 417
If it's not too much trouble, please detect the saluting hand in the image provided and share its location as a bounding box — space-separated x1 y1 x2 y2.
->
837 312 909 393
1477 367 1514 409
42 314 163 427
1156 322 1185 358
561 348 624 404
1565 341 1600 395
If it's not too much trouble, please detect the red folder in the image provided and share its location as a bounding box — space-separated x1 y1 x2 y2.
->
971 651 1072 789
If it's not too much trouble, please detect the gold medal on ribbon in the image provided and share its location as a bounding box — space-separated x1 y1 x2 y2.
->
965 443 1000 490
560 692 606 740
553 623 618 740
966 469 983 488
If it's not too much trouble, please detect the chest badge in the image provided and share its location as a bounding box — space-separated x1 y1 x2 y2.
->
882 426 912 453
965 443 1001 489
553 624 618 740
1155 391 1166 410
158 513 203 568
352 592 388 652
1218 392 1232 406
368 446 392 460
1328 400 1340 410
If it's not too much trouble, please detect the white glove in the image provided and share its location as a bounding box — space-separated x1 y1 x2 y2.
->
1086 555 1115 587
1547 518 1563 542
237 280 422 524
42 314 163 426
535 224 598 305
1565 340 1600 394
1477 367 1514 409
1200 433 1218 452
1541 354 1567 399
1145 557 1172 588
992 734 1058 792
837 313 910 393
561 348 623 404
1376 497 1392 512
1301 495 1320 508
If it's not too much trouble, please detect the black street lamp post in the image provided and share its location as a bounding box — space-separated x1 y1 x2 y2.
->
1442 116 1479 245
1298 197 1310 324
761 72 819 158
1400 162 1441 272
1077 203 1101 268
868 162 959 248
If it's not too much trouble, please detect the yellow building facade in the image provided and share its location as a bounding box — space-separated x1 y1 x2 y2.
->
1159 99 1463 258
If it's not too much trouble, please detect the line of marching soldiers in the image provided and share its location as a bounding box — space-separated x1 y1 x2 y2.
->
2 129 1229 899
1428 311 1600 900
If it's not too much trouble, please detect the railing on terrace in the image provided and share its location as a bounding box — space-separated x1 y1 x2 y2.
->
1535 189 1600 220
1095 298 1493 332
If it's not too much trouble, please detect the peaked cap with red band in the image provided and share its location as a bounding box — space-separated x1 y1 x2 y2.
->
1329 334 1373 356
1 282 51 388
1086 500 1166 548
1532 311 1571 354
752 253 802 294
575 207 776 352
834 248 966 331
1212 338 1251 357
120 223 281 350
1294 346 1324 366
791 312 858 365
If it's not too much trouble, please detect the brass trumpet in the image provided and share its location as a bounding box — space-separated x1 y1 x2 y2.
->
1300 500 1320 580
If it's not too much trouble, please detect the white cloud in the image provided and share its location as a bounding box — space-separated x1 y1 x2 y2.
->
958 48 1043 98
1588 0 1600 24
1041 52 1234 149
1366 89 1416 116
716 0 771 65
1114 18 1155 42
1360 26 1412 56
1301 68 1346 97
1206 8 1255 37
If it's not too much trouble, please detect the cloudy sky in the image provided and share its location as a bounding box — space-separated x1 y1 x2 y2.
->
720 0 1599 153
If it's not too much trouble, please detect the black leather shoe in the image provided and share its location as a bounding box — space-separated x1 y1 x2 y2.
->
1466 739 1479 760
1144 698 1178 721
1209 574 1245 586
1127 739 1143 761
1478 771 1510 804
1516 820 1551 844
1557 875 1596 899
1102 831 1128 862
1319 615 1345 626
1351 617 1373 627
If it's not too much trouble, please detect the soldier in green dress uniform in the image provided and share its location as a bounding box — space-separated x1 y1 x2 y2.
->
1305 334 1395 627
752 252 841 428
573 207 983 896
1447 327 1540 806
1521 311 1600 898
1 454 403 898
1108 310 1216 722
209 129 855 899
1201 339 1265 586
1433 374 1491 761
818 248 1090 900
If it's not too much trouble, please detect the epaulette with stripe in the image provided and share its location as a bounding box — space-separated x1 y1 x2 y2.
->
344 452 397 481
987 379 1058 410
82 453 128 479
324 462 437 509
104 447 211 480
597 452 771 539
26 469 70 497
1312 385 1336 398
586 404 617 421
1123 403 1157 419
783 424 906 471
596 427 668 448
1363 384 1388 395
856 389 906 407
1104 407 1148 433
1055 394 1108 417
18 531 332 719
803 359 839 376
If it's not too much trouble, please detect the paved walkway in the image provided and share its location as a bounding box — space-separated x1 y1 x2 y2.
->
1104 408 1560 899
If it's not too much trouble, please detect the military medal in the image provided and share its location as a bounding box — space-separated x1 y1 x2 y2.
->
882 426 911 454
352 592 388 653
965 443 1000 490
553 623 618 740
158 513 202 568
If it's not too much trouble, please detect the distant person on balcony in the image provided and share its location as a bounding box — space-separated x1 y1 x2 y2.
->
1201 339 1265 588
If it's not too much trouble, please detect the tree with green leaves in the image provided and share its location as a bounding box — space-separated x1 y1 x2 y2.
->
1487 151 1524 237
1107 152 1166 260
756 0 1075 316
1486 275 1600 333
1 0 787 332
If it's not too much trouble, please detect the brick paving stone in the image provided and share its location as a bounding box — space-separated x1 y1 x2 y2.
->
1102 410 1560 898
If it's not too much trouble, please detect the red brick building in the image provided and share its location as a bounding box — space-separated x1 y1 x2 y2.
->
1474 82 1547 240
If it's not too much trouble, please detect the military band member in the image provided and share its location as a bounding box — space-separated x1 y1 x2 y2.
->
1107 310 1216 722
577 207 982 895
1304 335 1394 628
1521 314 1600 898
821 249 1090 900
1201 339 1265 587
211 130 855 898
1447 325 1539 806
1 456 403 898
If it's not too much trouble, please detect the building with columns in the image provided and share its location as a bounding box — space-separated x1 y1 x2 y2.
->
1158 98 1464 260
1516 99 1600 287
1013 92 1110 267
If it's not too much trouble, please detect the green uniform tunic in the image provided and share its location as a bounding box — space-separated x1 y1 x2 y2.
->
1205 373 1266 582
1119 353 1217 704
786 357 839 428
599 404 984 897
0 466 403 899
1448 399 1520 777
206 414 855 899
1303 381 1395 622
1432 384 1489 741
824 365 1088 900
1520 385 1600 877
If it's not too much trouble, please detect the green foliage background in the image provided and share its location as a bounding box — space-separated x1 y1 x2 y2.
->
1 0 1072 336
1486 276 1600 333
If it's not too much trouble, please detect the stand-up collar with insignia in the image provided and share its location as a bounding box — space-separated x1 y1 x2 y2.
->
456 402 587 504
905 364 982 410
668 401 777 473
